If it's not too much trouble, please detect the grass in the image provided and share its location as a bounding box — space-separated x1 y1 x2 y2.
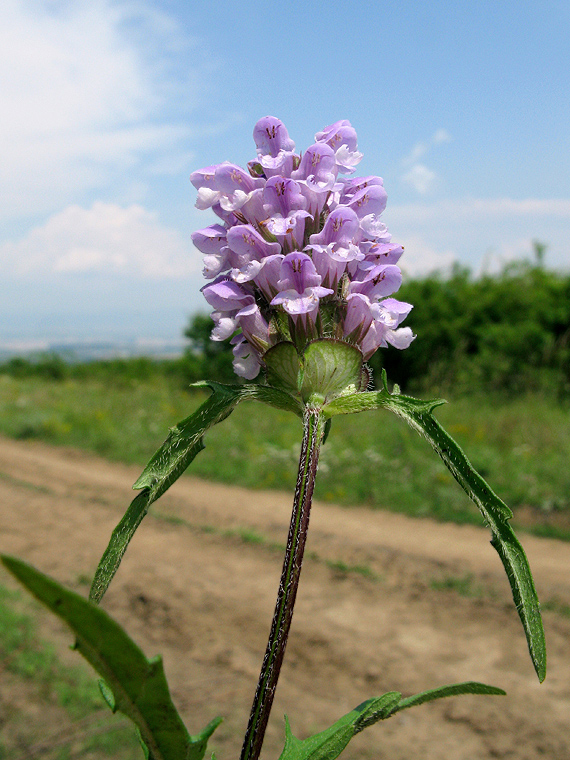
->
430 573 486 598
0 580 141 759
1 373 569 538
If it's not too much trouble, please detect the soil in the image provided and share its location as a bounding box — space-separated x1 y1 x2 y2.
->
1 434 569 759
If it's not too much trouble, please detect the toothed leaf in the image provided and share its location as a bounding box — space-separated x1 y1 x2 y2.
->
323 386 546 682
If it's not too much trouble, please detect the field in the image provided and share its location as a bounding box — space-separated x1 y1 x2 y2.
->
1 369 569 757
1 435 570 759
0 372 569 539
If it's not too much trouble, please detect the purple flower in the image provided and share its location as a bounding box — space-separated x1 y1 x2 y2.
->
292 143 338 215
190 116 414 381
226 224 281 282
345 184 388 219
315 120 363 173
201 277 253 312
305 207 364 289
236 301 271 353
271 253 333 317
190 167 219 210
361 298 415 358
254 116 295 157
308 206 360 248
231 336 262 379
210 311 238 341
262 177 311 245
192 225 230 279
253 116 297 177
360 323 412 358
344 294 414 355
192 224 228 255
254 254 285 301
349 264 403 299
339 175 385 202
343 293 376 343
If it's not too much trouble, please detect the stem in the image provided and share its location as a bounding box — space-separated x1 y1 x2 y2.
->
240 407 325 760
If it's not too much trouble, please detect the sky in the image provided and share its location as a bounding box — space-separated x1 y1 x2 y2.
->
1 0 569 345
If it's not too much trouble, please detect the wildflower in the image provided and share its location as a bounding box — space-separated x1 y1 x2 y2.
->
191 117 414 381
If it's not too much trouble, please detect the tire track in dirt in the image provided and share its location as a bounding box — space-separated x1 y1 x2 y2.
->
1 435 569 759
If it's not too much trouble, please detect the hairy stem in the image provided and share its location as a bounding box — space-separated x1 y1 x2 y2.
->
240 407 325 760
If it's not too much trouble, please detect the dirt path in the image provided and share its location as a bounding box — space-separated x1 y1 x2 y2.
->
1 434 569 759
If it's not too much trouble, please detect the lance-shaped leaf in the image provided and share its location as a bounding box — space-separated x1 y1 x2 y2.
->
323 380 546 683
394 680 506 713
90 381 301 603
278 693 401 760
278 682 504 760
1 555 222 760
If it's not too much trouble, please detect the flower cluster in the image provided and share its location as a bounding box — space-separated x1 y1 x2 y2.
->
190 117 414 380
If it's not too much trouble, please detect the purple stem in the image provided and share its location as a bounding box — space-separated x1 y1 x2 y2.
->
239 407 325 760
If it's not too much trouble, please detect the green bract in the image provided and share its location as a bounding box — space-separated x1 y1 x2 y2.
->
264 339 366 405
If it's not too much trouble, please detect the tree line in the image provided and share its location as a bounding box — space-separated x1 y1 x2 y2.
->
3 258 569 398
182 259 570 397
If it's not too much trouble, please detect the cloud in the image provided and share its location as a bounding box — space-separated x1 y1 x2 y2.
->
401 164 437 194
386 196 570 273
404 142 429 165
433 128 452 145
398 235 456 276
0 202 201 278
401 129 452 195
390 197 570 224
0 0 205 221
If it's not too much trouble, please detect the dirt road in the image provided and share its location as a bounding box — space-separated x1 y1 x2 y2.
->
1 435 569 759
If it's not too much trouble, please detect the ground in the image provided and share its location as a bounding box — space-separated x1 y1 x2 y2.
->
1 435 569 759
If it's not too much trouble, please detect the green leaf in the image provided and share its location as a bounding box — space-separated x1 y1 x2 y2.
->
90 381 301 603
278 693 401 760
395 681 506 712
278 681 504 760
1 555 222 760
323 386 546 683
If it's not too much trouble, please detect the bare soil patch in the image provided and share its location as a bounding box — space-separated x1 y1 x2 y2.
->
1 435 569 759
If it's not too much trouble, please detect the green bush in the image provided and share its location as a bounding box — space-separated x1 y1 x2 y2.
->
369 261 570 395
2 261 569 396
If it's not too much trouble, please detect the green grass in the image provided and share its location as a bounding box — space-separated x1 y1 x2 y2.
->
1 373 569 538
430 573 486 598
0 580 141 758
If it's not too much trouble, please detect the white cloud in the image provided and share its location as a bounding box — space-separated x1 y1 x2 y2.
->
398 235 456 276
404 142 428 165
401 129 452 196
390 197 570 224
433 128 452 145
0 0 203 221
401 164 437 194
386 196 570 273
0 202 201 278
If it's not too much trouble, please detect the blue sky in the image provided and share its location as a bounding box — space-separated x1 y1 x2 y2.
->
1 0 569 344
